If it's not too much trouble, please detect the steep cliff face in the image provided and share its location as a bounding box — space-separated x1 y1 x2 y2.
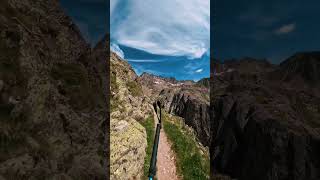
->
0 0 108 179
140 73 210 147
197 77 210 88
110 52 153 179
210 55 320 180
167 89 210 146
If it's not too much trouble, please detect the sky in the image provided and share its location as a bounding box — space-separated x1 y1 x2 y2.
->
110 0 210 81
213 0 320 64
58 0 319 75
59 0 108 46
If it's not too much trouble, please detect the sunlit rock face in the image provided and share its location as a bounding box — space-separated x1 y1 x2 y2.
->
139 72 210 147
110 52 153 179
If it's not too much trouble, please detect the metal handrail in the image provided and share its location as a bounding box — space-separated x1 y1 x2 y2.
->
148 101 162 180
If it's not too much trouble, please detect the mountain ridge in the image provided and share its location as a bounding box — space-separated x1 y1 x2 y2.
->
210 51 320 180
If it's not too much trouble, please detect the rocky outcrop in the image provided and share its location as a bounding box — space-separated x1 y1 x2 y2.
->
0 0 108 179
197 78 210 88
110 52 153 179
210 56 320 180
167 90 210 146
140 73 210 147
278 52 320 88
139 72 188 100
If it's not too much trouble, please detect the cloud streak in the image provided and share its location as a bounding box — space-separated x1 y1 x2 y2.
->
127 53 209 81
195 69 203 73
110 43 125 59
111 0 210 59
127 59 165 63
275 23 296 35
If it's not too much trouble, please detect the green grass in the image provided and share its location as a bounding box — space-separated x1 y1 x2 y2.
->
110 95 119 112
111 71 118 92
140 116 155 179
163 113 210 180
127 80 142 97
51 63 88 86
110 71 119 112
51 63 97 111
0 105 31 161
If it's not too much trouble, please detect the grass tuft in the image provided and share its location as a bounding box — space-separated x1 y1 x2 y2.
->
127 80 142 97
50 63 95 111
140 116 155 178
111 72 118 92
163 113 210 180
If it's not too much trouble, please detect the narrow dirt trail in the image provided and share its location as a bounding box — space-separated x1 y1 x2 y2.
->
153 110 179 180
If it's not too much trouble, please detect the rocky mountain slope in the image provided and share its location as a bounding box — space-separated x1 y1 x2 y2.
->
197 77 210 88
0 0 108 179
139 73 210 147
210 52 320 180
109 54 211 179
110 52 153 179
277 52 320 91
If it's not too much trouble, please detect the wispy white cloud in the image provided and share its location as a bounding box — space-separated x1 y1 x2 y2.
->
110 43 125 59
110 0 210 59
195 69 203 73
275 23 296 35
127 59 165 63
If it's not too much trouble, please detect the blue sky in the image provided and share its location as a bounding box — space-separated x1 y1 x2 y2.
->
59 0 319 77
60 0 108 46
110 0 210 81
213 0 320 64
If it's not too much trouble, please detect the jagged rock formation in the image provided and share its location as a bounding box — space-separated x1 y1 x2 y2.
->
210 53 320 180
168 90 210 146
197 77 210 88
110 52 153 179
139 73 210 146
0 0 108 179
139 72 192 100
277 52 320 90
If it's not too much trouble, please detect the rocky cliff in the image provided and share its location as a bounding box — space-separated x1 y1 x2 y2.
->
0 0 108 179
277 52 320 92
197 77 210 88
139 73 210 147
110 52 153 179
168 89 210 146
210 53 320 180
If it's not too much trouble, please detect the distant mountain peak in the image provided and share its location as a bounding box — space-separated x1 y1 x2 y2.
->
280 51 320 84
